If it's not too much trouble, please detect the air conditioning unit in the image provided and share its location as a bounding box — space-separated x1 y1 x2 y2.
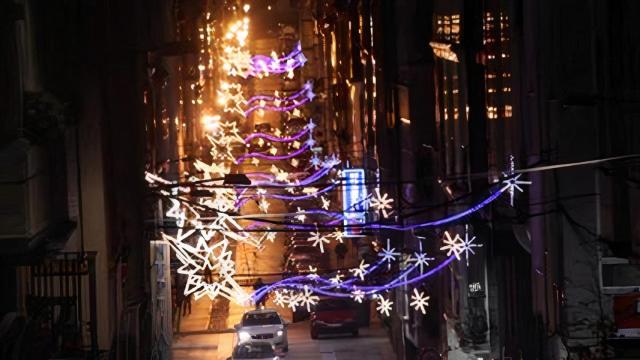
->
0 139 49 239
600 257 640 294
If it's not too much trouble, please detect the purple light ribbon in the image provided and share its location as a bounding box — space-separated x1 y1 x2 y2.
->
243 97 312 117
235 144 310 164
243 126 310 144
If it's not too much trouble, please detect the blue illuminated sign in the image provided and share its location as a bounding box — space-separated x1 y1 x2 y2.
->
342 168 368 236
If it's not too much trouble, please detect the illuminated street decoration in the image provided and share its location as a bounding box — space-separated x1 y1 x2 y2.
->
352 289 366 303
412 241 436 275
247 42 307 78
162 232 248 302
235 143 311 164
378 238 401 269
146 7 536 309
349 260 370 281
410 288 430 314
243 82 315 117
376 296 394 316
299 285 319 312
242 119 314 144
501 173 532 206
369 188 394 219
458 224 482 266
439 231 464 259
224 41 307 79
307 231 330 253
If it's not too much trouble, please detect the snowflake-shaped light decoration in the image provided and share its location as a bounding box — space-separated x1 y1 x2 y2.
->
440 231 464 259
321 196 331 210
310 154 322 168
351 289 366 303
299 285 319 312
378 238 401 269
349 260 370 280
273 290 287 308
409 288 430 315
412 241 435 274
331 229 344 243
306 265 319 280
265 230 276 243
376 296 394 317
458 225 483 266
307 231 330 253
258 198 270 213
295 207 307 222
286 292 301 311
302 187 319 195
329 273 344 285
369 188 394 218
501 173 532 206
401 254 415 270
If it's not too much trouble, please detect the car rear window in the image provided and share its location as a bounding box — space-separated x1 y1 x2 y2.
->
242 312 282 326
316 299 353 311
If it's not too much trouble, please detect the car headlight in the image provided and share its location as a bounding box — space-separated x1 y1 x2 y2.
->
276 330 283 337
238 331 251 343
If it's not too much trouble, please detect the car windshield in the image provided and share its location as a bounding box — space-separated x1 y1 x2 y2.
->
242 312 281 326
233 343 275 359
316 299 353 311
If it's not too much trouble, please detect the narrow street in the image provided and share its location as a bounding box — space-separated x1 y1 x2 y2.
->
172 203 393 359
172 302 395 360
5 1 640 360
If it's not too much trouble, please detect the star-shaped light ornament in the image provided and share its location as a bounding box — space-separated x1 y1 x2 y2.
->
369 188 394 218
349 260 370 280
501 174 532 206
376 296 394 317
409 288 430 315
307 231 330 253
458 225 483 266
378 238 401 269
162 233 247 303
440 231 464 259
265 231 276 243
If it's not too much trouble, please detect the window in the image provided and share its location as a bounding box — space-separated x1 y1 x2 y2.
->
483 7 515 176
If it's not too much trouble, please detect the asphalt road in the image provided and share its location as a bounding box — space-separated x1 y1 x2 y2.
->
278 321 396 360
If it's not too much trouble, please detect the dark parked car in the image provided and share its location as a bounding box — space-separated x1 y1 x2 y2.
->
310 298 359 339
